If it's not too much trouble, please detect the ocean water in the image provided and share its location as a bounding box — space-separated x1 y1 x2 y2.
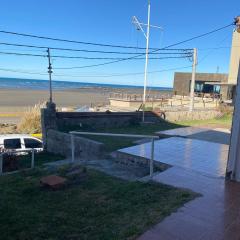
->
0 77 172 91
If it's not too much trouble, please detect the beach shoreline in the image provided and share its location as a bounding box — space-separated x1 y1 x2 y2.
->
0 87 172 124
0 87 172 108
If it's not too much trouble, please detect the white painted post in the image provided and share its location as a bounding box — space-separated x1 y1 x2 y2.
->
0 153 3 175
31 149 35 169
189 48 197 112
226 61 240 181
71 134 75 163
150 138 155 178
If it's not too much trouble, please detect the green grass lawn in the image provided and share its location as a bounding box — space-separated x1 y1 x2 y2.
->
3 152 65 173
61 120 183 153
177 113 232 128
19 151 65 167
0 167 197 240
59 114 232 153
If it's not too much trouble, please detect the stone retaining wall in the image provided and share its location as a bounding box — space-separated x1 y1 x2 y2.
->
164 110 221 122
56 111 162 129
46 129 105 159
115 151 170 171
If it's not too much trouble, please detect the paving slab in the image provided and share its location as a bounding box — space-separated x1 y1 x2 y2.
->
156 127 209 137
187 129 230 145
118 137 229 178
138 166 240 240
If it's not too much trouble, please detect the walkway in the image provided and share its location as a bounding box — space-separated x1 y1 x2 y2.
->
118 127 239 239
138 166 240 240
157 126 231 145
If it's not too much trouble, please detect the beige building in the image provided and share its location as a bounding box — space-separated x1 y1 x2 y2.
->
173 30 240 101
228 30 240 84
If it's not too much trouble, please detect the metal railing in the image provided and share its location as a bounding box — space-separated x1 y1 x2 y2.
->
0 149 35 175
70 131 159 178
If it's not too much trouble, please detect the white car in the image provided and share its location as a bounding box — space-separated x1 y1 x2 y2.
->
0 134 43 153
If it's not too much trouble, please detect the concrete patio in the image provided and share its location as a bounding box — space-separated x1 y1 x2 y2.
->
138 166 240 240
119 137 229 178
118 127 240 239
157 126 231 145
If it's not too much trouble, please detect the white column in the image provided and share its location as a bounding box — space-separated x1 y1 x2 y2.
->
226 61 240 181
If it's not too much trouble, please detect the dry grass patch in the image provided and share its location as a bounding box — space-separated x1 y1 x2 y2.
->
17 102 45 134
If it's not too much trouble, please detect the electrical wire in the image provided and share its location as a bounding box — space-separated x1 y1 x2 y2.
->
0 50 191 60
0 64 192 78
0 41 192 55
0 29 160 50
51 55 190 60
0 22 234 71
0 51 47 57
53 23 234 69
0 67 48 75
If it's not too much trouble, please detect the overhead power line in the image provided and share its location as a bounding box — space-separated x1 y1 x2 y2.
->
51 55 190 60
0 22 232 53
159 23 233 50
0 50 191 60
53 23 234 69
0 22 234 70
0 51 47 57
0 64 192 78
0 29 160 50
0 67 48 75
0 41 192 55
54 65 193 78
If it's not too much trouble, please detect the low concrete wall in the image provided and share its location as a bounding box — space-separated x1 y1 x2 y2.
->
56 111 162 129
109 99 167 109
46 129 105 159
165 110 220 122
115 151 170 171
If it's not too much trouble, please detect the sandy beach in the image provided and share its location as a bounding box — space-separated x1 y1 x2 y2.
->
0 87 171 124
0 88 108 108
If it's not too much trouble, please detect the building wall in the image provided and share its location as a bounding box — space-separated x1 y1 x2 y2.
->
228 30 240 84
173 72 228 96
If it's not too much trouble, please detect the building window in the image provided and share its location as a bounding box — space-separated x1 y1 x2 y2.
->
213 85 221 94
194 81 204 92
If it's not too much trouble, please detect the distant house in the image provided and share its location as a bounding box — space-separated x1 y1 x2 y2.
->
173 30 240 101
173 72 235 100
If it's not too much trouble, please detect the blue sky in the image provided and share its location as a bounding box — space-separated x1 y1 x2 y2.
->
0 0 238 87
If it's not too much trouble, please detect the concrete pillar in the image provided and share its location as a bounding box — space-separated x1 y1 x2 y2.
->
41 101 57 150
226 62 240 181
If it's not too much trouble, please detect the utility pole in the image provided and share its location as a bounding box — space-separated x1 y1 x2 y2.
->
132 1 162 122
189 48 197 112
47 48 53 103
142 0 151 122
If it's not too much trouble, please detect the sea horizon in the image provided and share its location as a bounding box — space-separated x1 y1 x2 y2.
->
0 77 173 91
